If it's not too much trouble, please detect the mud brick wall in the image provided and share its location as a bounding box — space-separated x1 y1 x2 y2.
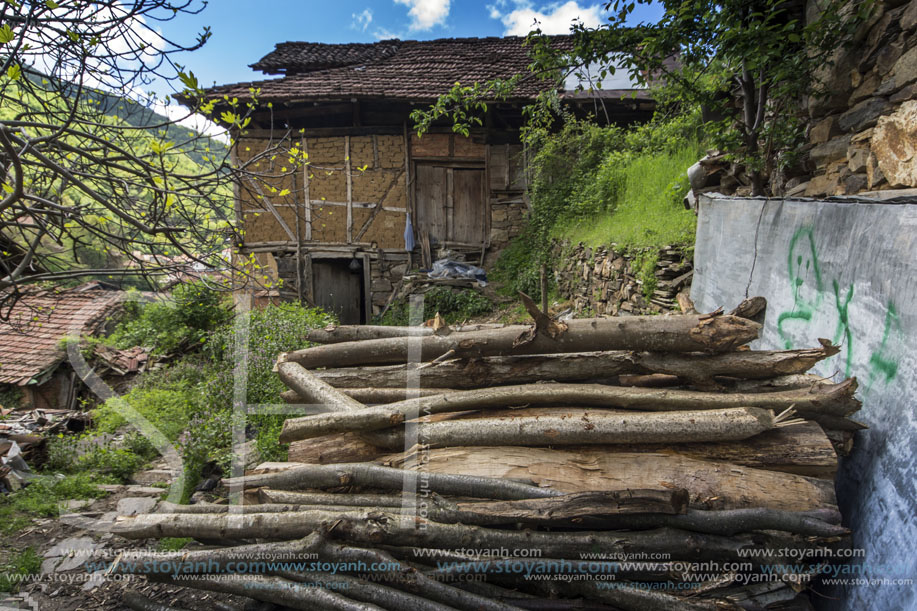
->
800 0 917 196
236 135 408 249
553 242 692 315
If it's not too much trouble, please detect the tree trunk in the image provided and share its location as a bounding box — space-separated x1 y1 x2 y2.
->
282 387 454 405
287 432 385 464
377 419 837 478
306 324 518 343
280 315 761 368
301 346 839 390
147 573 383 611
278 379 858 443
364 407 789 450
221 462 562 500
276 361 366 413
389 447 837 511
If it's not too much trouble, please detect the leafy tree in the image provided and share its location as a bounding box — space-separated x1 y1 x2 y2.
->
413 0 874 195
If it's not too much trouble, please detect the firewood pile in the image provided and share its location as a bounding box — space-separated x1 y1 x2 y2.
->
111 296 865 611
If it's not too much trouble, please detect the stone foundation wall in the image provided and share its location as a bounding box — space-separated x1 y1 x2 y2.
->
800 0 917 196
552 242 693 315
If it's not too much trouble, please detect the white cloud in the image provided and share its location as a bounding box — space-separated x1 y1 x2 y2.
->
394 0 451 31
373 27 402 40
352 8 374 31
494 1 604 35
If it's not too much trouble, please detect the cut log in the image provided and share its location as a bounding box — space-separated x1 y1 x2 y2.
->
276 361 365 413
365 407 792 450
371 420 835 478
287 432 384 464
729 296 767 320
122 592 192 611
113 509 795 565
280 315 762 368
147 573 383 611
389 447 837 511
258 489 406 507
221 462 562 500
279 379 859 443
306 323 518 343
304 346 839 391
282 387 454 405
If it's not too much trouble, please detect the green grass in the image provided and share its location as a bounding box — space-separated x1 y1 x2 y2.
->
0 547 42 593
0 474 107 536
555 143 700 250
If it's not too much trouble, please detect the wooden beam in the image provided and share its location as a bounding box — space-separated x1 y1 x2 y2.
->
345 136 353 243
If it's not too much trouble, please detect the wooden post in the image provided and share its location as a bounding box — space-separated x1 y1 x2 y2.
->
345 136 353 243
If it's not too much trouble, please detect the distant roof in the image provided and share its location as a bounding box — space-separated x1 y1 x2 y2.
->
0 287 123 386
206 36 626 104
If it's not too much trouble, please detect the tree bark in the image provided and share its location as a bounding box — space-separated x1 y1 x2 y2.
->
258 489 407 507
279 379 858 443
113 510 788 564
221 462 562 500
282 388 454 405
147 573 383 611
301 346 839 391
280 315 762 368
287 432 385 464
306 324 517 343
122 592 193 611
364 407 789 450
276 361 367 413
389 447 837 511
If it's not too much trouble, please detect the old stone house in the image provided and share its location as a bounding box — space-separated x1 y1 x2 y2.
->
204 36 654 323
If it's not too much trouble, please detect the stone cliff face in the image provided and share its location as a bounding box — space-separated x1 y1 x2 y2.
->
800 0 917 197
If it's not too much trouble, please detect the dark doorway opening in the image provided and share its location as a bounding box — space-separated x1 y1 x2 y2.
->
312 258 366 324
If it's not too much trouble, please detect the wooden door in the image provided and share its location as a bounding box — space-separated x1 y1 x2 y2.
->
452 169 485 244
414 163 485 245
312 259 364 324
415 164 447 243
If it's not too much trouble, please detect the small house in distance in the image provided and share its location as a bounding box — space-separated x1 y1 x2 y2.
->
206 36 655 323
0 284 123 411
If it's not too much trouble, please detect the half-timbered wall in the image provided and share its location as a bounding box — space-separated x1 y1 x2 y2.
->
235 129 528 315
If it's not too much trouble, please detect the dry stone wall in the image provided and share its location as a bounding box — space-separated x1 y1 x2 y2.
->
801 0 917 197
553 242 693 315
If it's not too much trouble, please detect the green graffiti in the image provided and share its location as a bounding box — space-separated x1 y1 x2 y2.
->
866 302 902 391
832 279 855 378
775 225 903 389
777 226 823 348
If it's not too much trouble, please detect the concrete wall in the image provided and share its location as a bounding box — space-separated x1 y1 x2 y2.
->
691 193 916 610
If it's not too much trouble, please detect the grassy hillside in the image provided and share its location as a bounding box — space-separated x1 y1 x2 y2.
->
492 112 704 298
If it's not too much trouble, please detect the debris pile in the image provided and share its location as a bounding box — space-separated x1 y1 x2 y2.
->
111 297 864 611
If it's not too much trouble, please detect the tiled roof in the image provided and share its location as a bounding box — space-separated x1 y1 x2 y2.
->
208 36 575 103
0 288 123 386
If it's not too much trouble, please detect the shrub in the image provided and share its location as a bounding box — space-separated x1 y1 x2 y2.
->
377 287 494 326
106 282 231 354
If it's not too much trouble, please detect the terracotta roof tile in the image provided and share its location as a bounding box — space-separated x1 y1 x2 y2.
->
0 289 123 386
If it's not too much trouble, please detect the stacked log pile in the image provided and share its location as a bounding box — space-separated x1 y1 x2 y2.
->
111 297 865 611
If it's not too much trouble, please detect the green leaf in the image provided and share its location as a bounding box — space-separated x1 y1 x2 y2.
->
6 63 21 81
45 0 59 8
0 24 14 44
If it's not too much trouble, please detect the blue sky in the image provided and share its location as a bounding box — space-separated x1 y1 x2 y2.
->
163 0 663 90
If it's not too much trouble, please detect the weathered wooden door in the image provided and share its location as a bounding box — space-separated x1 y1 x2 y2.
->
312 259 364 324
414 163 485 245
